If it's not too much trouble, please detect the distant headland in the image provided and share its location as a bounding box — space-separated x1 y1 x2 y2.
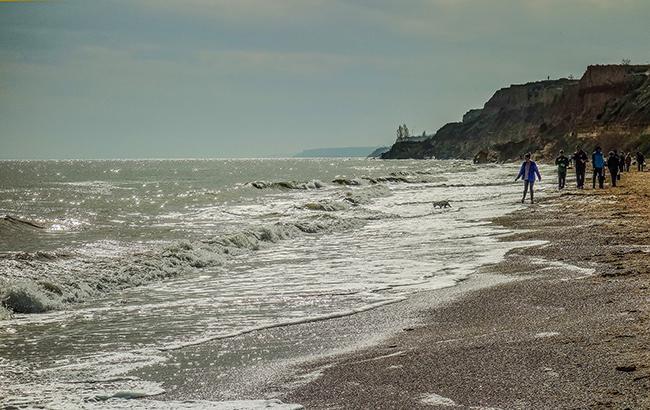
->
382 64 650 162
294 146 389 158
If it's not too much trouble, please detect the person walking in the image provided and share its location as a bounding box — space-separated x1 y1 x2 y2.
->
572 146 588 189
592 146 605 189
617 151 625 179
555 149 570 189
515 152 542 204
607 151 620 187
625 152 632 172
637 151 646 172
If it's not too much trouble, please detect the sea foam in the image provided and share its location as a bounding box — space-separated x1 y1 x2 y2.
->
0 214 367 316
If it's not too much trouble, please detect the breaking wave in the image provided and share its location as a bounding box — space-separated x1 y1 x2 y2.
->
0 215 45 231
332 178 363 186
0 280 62 314
248 180 325 190
0 215 367 316
0 214 87 235
0 304 12 320
247 173 442 190
435 181 512 188
342 185 391 205
300 200 350 212
360 172 444 185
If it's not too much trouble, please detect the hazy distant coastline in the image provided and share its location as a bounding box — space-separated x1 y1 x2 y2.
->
294 146 388 158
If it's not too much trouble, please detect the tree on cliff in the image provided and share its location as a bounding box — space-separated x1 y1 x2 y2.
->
396 124 411 141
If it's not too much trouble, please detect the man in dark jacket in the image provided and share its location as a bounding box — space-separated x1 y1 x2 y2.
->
555 150 570 189
637 152 646 172
617 151 625 179
607 151 620 187
625 153 632 172
572 146 588 189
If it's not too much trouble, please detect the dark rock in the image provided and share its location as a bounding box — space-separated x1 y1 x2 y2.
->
615 365 637 372
473 150 499 164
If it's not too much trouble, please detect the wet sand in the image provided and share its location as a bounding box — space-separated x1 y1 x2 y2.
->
278 171 650 409
140 272 515 403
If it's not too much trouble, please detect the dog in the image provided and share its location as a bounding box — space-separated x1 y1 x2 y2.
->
432 200 451 209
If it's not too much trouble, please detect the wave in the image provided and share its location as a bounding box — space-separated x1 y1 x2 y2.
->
54 180 115 195
300 200 350 212
434 181 512 188
0 304 11 320
332 178 362 186
248 180 325 190
0 215 87 235
247 172 446 191
0 215 367 316
374 176 411 183
370 174 443 184
0 281 62 314
248 173 444 190
342 185 391 205
1 250 74 261
159 297 405 351
0 215 45 231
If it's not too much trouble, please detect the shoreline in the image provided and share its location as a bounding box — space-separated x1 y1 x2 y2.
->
137 272 516 403
136 203 540 403
6 165 647 408
273 172 650 408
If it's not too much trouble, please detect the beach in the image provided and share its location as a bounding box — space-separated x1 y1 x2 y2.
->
274 171 650 409
5 2 650 408
2 161 648 408
0 159 538 407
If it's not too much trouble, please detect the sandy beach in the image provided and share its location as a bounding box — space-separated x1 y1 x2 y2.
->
6 164 648 408
274 171 650 409
6 3 650 409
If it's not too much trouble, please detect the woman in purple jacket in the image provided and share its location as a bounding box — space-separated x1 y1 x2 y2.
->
515 153 542 204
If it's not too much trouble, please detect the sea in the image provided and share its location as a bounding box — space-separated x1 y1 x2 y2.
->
0 158 547 408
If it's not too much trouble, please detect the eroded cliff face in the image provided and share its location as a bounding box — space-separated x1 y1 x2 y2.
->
382 65 650 161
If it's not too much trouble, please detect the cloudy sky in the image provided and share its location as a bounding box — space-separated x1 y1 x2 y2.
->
1 0 649 159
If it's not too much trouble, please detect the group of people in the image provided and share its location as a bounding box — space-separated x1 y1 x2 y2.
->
515 147 646 204
564 146 645 190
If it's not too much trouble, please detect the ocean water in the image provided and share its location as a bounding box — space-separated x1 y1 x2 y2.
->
0 159 542 408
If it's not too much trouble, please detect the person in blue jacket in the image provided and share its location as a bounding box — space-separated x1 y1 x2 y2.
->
515 152 542 204
592 146 605 189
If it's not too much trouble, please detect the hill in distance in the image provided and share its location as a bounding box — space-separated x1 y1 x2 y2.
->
294 146 387 158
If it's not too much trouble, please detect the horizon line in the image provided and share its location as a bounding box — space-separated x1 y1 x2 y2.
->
0 156 381 161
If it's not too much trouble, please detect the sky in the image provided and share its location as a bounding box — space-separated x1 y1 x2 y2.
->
1 0 649 159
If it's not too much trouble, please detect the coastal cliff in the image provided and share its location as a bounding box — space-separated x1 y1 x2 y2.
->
382 65 650 161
